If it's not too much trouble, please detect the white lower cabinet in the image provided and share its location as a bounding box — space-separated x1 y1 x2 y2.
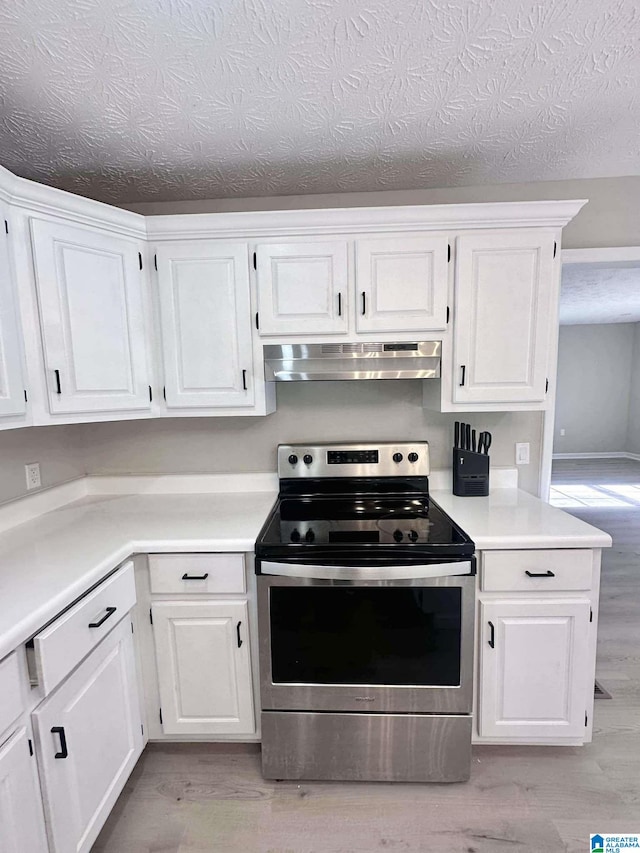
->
478 598 591 740
152 600 255 736
33 618 143 853
0 724 48 853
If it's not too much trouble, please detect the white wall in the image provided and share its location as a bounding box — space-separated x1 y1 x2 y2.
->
628 325 640 455
554 324 638 454
0 425 85 504
79 381 543 495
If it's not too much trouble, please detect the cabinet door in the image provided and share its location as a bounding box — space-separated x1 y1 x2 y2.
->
30 218 151 414
454 231 555 403
156 241 254 408
0 204 27 419
33 618 143 853
0 726 48 853
256 241 348 335
356 234 448 333
479 598 590 739
152 600 255 736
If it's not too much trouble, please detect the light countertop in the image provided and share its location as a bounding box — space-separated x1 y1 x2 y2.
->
0 483 611 660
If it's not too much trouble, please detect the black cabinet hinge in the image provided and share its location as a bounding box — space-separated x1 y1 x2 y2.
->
159 708 163 725
154 254 157 271
447 244 451 262
545 378 549 393
255 312 259 330
4 220 8 235
138 252 143 270
23 389 28 403
553 242 557 258
252 252 257 270
446 306 450 324
28 738 33 756
149 385 153 402
149 608 153 625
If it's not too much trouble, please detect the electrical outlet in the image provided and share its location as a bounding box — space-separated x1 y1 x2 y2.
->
515 443 530 465
25 462 41 490
560 428 566 436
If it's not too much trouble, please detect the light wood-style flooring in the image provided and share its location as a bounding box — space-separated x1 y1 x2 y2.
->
92 459 640 853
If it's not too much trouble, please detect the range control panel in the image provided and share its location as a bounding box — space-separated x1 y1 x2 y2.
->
278 442 430 479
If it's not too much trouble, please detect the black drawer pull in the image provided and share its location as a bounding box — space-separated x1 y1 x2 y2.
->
54 369 62 394
236 621 243 648
525 570 555 578
182 573 209 580
88 606 116 628
51 726 68 759
488 621 495 648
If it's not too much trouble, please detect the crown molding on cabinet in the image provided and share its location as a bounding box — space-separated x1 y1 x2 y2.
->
0 164 145 239
145 199 588 241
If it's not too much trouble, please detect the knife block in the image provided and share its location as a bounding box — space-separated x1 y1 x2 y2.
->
453 448 490 497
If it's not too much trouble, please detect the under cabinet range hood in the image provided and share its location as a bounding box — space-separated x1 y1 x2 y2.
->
264 342 441 382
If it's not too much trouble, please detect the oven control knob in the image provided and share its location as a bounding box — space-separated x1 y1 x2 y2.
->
288 454 298 466
393 529 403 542
303 454 313 466
290 529 301 542
408 530 419 542
408 452 419 463
305 529 315 543
392 452 403 463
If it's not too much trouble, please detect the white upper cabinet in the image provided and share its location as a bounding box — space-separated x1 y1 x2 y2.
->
256 241 349 336
453 230 556 404
0 203 27 419
30 218 151 414
355 234 449 333
156 241 254 408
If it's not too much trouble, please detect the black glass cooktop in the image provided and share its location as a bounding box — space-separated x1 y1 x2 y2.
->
255 492 474 562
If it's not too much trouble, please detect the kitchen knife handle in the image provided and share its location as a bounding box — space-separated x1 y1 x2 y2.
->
454 421 460 448
472 429 476 453
459 365 466 386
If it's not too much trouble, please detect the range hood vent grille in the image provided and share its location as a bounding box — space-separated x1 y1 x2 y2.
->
264 341 441 382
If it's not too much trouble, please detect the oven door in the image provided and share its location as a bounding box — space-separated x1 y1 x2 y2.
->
257 560 475 715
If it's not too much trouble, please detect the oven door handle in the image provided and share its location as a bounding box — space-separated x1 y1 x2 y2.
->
258 560 473 581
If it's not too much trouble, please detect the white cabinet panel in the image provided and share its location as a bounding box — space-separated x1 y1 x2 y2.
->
0 203 26 419
0 726 48 853
152 600 255 736
356 234 448 333
156 241 254 408
30 218 151 414
256 241 348 336
33 618 143 853
479 598 590 739
454 230 555 404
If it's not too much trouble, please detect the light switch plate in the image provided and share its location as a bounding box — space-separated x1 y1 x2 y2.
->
515 443 530 465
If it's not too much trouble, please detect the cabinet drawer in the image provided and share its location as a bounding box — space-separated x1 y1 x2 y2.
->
148 553 246 595
33 561 136 695
0 652 23 737
481 550 593 592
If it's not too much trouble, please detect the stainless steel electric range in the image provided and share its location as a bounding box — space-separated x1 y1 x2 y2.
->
254 442 476 783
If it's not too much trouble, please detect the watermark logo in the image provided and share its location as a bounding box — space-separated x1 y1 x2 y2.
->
590 835 640 852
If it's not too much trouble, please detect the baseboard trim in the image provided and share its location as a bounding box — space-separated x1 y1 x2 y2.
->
553 452 640 461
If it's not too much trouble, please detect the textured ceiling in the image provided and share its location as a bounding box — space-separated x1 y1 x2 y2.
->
561 264 640 325
0 0 639 204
